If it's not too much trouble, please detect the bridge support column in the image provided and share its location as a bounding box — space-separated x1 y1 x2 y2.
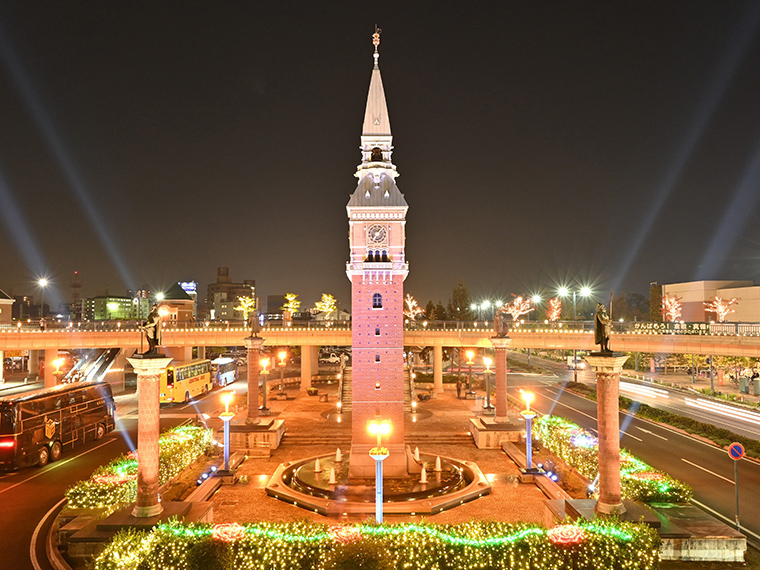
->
27 350 39 382
244 336 265 424
163 346 192 361
44 349 58 388
491 337 512 421
197 346 205 359
0 350 3 383
126 355 172 518
433 345 443 393
300 345 317 389
584 353 629 515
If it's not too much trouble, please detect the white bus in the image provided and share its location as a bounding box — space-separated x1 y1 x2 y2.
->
211 357 238 387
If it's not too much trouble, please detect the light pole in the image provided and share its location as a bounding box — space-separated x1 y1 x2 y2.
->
483 356 494 411
481 301 491 325
466 350 474 393
278 350 287 391
470 303 478 323
38 278 48 320
520 391 539 474
219 391 235 472
368 420 391 524
559 286 591 383
260 357 270 415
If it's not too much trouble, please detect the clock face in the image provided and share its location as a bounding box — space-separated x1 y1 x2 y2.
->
367 224 387 244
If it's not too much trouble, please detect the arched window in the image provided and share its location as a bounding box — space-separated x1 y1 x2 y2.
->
374 251 381 262
375 354 381 362
375 326 381 336
372 293 383 309
381 250 389 262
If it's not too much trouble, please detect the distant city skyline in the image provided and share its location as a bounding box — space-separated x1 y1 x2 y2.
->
2 4 760 310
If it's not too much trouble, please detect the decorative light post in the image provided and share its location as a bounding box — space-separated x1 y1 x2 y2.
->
53 358 64 377
520 391 538 471
260 357 270 415
466 350 474 393
483 356 494 412
278 350 287 391
368 420 391 523
219 391 235 472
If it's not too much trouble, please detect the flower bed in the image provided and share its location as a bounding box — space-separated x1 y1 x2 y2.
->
534 415 692 503
65 425 214 512
93 519 660 570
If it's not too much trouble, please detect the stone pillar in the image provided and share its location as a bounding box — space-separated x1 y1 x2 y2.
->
197 346 206 359
244 336 264 423
433 345 443 393
44 349 58 388
491 337 512 421
27 350 39 382
0 350 4 383
584 353 629 515
300 344 312 389
126 355 173 518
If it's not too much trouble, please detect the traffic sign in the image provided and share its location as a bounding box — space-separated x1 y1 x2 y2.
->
728 442 745 461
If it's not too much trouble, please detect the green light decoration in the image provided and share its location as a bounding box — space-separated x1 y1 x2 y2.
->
534 415 692 503
65 425 214 512
93 519 661 570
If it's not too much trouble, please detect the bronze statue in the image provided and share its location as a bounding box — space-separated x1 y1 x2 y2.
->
140 304 162 355
594 303 612 353
247 313 261 337
493 310 509 337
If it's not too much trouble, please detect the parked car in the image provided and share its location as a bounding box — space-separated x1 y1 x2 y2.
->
319 353 343 364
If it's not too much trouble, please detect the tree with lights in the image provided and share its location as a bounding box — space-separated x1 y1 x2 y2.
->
501 295 534 321
704 296 738 322
661 294 683 322
314 293 337 321
281 293 301 313
234 296 256 326
546 297 562 322
404 293 424 321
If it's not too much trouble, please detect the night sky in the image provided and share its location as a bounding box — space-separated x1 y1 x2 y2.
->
2 2 760 312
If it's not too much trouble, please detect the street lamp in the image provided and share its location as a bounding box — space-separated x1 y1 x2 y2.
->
53 358 65 381
219 391 235 472
278 350 287 391
260 357 270 415
466 350 475 393
368 419 391 523
559 286 591 383
481 301 491 323
483 356 494 412
38 278 48 320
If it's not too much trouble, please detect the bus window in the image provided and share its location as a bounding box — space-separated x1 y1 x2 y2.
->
167 368 174 387
0 406 15 435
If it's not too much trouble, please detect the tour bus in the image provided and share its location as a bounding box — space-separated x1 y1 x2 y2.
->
0 381 115 469
160 359 212 404
211 357 238 387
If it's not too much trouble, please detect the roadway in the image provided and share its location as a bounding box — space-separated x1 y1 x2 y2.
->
503 354 760 547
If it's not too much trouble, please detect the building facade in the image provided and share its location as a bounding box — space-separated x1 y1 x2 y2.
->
206 267 255 321
346 34 410 477
663 280 760 322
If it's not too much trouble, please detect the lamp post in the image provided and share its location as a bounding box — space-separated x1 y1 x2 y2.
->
278 350 287 391
260 358 270 415
219 391 235 472
38 278 48 320
481 301 491 326
466 350 474 393
368 420 391 523
520 391 539 473
483 356 494 411
559 286 591 383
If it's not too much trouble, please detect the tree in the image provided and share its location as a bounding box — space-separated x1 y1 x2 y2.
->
234 296 256 323
611 292 649 321
434 301 448 321
704 297 738 322
424 301 436 320
501 295 534 321
661 294 683 322
546 297 562 322
314 293 337 320
649 283 663 322
447 280 473 321
404 294 424 321
281 293 301 313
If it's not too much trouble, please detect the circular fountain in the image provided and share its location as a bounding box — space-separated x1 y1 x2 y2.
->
266 452 491 516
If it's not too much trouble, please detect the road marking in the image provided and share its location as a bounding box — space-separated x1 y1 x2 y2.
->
540 389 598 421
621 432 642 442
681 459 734 485
690 499 760 545
31 497 66 570
0 439 114 496
635 426 668 441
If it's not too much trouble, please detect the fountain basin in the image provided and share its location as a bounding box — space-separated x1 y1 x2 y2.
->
266 453 491 516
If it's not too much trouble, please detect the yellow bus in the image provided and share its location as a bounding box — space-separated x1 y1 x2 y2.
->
160 359 212 404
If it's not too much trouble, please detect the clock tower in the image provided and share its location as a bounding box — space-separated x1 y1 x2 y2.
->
346 30 409 477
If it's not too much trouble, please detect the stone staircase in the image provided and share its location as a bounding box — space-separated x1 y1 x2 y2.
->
281 432 352 446
339 367 413 412
406 433 474 445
